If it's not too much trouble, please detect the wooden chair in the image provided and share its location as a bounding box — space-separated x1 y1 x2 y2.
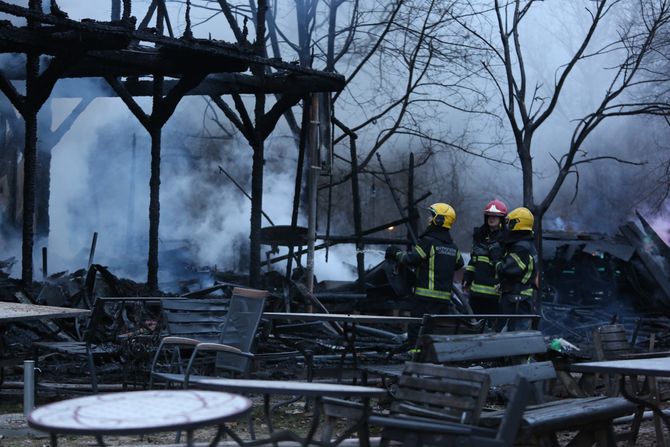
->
592 323 631 395
369 366 530 447
149 287 268 388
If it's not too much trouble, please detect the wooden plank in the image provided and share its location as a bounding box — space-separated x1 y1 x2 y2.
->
485 362 556 387
402 362 490 382
394 388 478 410
598 324 627 334
601 341 632 351
480 397 636 433
519 397 636 432
424 331 546 362
398 376 482 397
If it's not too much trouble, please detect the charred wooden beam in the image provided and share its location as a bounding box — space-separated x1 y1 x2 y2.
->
37 74 344 97
0 1 345 81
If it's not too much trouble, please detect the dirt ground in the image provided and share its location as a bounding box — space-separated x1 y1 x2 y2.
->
0 391 666 446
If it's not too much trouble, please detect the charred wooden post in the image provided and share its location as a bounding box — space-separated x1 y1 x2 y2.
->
286 97 310 280
147 75 163 292
305 93 319 293
41 246 47 279
87 231 98 268
249 0 268 288
347 127 365 290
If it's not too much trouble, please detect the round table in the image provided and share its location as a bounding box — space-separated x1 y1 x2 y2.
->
28 389 252 446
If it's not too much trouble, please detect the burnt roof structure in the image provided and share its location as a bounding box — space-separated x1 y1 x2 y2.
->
0 0 345 289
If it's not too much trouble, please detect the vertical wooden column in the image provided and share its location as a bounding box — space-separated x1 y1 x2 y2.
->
21 0 42 284
305 94 319 294
248 0 268 288
350 134 365 290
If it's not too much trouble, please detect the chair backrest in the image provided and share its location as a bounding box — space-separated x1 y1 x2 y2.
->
494 375 531 445
392 362 491 425
215 287 268 373
420 330 547 364
161 298 230 343
593 324 631 360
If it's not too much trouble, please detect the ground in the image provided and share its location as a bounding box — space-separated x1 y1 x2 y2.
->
0 390 665 446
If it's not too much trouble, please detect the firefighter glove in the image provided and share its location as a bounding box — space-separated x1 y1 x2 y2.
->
385 246 402 261
489 241 503 263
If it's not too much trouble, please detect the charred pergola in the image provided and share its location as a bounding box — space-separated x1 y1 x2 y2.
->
0 0 345 290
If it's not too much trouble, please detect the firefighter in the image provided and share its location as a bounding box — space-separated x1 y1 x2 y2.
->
462 199 507 315
495 207 538 331
385 203 465 318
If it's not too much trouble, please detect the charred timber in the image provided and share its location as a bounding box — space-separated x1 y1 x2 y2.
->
0 1 345 81
36 74 344 98
0 21 133 54
1 47 248 78
318 236 413 245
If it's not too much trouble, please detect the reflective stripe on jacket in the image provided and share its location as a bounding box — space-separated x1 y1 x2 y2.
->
496 234 537 297
463 225 503 298
397 226 464 301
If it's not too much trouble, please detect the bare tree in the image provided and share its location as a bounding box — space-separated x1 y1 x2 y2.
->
453 0 670 246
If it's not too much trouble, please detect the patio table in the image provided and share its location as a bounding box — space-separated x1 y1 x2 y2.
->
0 302 91 386
192 377 387 447
569 356 670 446
27 389 251 447
0 301 90 323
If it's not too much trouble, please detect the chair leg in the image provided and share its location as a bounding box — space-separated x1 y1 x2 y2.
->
379 434 391 447
626 406 645 446
403 432 421 447
86 347 98 393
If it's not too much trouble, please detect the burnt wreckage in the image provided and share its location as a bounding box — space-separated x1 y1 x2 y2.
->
1 1 670 389
0 0 345 291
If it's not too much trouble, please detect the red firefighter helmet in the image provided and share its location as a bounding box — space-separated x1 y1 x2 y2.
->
484 199 508 217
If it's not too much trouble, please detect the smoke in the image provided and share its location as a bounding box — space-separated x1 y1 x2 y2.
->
2 0 669 288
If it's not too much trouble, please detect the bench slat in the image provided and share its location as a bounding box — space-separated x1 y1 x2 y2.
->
480 396 636 433
423 331 546 363
486 361 556 386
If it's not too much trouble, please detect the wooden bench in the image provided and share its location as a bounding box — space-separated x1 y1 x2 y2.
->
359 314 541 385
369 365 531 447
422 331 638 446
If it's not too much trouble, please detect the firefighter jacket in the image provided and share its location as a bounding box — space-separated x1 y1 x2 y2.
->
496 231 538 298
396 226 464 301
463 225 503 298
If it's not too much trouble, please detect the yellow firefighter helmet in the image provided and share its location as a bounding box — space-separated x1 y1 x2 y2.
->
429 203 456 229
507 207 534 231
